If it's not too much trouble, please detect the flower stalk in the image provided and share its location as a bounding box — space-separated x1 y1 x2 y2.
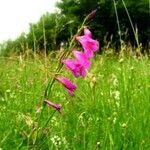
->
33 10 99 147
44 11 96 99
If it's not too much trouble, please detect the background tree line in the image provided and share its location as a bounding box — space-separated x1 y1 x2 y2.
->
0 0 150 56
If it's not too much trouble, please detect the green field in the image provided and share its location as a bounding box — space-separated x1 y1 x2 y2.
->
0 54 150 149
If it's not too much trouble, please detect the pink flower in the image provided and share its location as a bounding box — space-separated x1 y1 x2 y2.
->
73 50 90 69
44 99 62 113
76 28 99 58
63 60 86 77
55 76 77 96
62 59 78 77
62 51 90 77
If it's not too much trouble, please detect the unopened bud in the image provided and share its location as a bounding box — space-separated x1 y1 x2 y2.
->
87 9 97 20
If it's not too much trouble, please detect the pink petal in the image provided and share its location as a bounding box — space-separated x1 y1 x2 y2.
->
73 50 91 69
62 59 79 77
62 59 75 70
84 27 92 38
76 35 99 58
84 48 94 58
74 63 87 77
79 66 87 77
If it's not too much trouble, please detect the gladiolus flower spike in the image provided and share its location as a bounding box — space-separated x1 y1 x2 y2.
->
56 28 99 98
62 27 99 79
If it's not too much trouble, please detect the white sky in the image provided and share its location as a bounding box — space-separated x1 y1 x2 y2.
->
0 0 59 43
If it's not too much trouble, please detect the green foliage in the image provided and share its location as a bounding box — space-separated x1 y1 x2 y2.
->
57 0 150 48
26 12 74 53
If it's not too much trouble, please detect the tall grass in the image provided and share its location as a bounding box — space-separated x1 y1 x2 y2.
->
121 0 139 47
113 0 122 47
0 53 150 149
112 0 140 51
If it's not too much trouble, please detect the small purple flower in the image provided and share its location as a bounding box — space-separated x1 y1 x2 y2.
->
44 99 62 113
55 76 77 96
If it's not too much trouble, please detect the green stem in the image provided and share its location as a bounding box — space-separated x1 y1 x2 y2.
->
42 111 56 128
121 0 139 47
32 111 56 147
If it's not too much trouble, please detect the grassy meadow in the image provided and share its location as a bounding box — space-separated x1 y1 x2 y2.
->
0 53 150 149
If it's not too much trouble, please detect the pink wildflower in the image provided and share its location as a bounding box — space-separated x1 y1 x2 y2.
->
44 99 62 113
62 51 90 77
55 76 77 96
63 59 86 77
76 28 99 58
